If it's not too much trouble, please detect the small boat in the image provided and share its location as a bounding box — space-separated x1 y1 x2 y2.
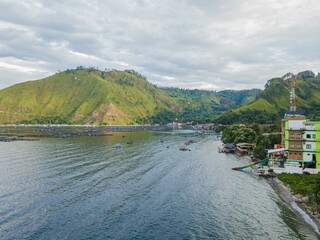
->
179 146 189 151
113 143 121 149
160 139 164 143
185 140 195 145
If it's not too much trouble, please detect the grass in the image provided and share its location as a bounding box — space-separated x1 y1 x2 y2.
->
278 173 320 196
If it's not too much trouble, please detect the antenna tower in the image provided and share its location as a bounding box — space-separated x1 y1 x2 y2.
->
290 76 296 112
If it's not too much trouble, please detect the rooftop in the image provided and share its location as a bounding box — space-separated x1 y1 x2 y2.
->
284 110 305 116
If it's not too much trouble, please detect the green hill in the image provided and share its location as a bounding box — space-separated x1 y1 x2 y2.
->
216 70 320 124
0 68 183 125
161 87 261 122
0 68 261 125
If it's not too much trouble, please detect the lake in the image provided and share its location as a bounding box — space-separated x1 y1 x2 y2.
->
0 130 318 239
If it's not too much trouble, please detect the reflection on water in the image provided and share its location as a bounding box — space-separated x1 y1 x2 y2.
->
0 130 319 239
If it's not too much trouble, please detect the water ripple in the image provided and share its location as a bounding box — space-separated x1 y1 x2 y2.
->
0 132 317 239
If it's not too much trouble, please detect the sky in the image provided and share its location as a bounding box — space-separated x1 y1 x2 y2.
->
0 0 319 91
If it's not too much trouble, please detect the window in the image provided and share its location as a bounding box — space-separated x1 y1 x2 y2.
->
297 144 302 148
290 134 294 138
297 134 301 138
290 144 294 148
312 134 316 139
307 134 311 138
283 122 285 127
306 144 311 149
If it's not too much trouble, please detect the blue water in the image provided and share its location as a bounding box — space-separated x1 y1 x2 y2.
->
0 130 318 239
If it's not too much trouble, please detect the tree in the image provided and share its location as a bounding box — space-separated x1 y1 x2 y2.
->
256 135 270 148
222 125 256 144
254 146 267 160
268 134 281 147
248 123 263 135
233 128 257 144
221 125 242 143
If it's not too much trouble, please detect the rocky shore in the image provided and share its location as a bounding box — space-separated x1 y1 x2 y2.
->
268 177 320 235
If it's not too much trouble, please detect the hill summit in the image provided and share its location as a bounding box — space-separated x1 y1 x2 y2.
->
216 70 320 124
0 68 261 125
0 68 184 125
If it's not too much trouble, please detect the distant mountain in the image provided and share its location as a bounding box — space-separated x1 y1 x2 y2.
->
161 87 261 122
0 68 261 125
217 89 262 106
216 70 320 124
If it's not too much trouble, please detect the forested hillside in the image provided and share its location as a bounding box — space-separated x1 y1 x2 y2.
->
216 71 320 124
0 68 260 125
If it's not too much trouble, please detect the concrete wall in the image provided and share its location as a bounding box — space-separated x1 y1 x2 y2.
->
303 152 314 162
288 119 305 130
304 123 316 131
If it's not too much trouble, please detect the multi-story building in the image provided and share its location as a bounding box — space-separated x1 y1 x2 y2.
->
281 111 320 169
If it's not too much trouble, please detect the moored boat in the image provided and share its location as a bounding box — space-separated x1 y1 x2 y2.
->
179 146 189 151
113 143 121 149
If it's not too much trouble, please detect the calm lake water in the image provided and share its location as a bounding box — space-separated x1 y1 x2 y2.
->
0 130 319 239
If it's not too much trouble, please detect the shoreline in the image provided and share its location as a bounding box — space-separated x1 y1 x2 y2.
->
221 139 320 236
0 125 183 140
268 176 320 235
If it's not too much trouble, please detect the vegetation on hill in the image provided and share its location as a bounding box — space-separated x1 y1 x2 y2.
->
0 67 261 125
0 68 183 125
279 173 320 204
216 70 320 124
160 87 261 122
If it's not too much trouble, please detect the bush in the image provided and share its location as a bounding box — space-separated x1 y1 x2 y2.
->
253 146 267 160
278 173 320 197
221 125 256 144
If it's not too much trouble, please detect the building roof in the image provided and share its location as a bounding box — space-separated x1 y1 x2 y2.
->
267 148 285 154
236 143 256 147
284 110 305 116
224 143 235 149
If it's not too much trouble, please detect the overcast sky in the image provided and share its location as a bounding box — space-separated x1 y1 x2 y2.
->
0 0 319 90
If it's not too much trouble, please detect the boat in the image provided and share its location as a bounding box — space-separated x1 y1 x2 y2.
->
185 140 195 145
179 146 189 151
218 143 236 153
113 143 121 149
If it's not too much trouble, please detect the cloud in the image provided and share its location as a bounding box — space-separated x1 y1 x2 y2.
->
0 0 319 90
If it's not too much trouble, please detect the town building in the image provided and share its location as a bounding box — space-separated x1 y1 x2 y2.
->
280 77 320 169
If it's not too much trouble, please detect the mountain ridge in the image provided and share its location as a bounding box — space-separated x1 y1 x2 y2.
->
0 68 261 125
216 70 320 124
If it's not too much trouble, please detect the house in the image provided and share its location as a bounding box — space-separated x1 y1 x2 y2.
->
236 143 256 155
